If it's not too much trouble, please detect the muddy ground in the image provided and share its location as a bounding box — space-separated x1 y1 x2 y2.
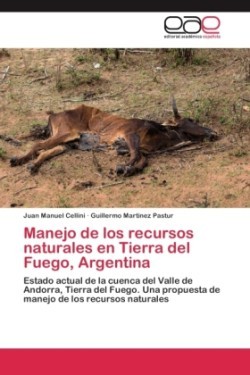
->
0 48 249 207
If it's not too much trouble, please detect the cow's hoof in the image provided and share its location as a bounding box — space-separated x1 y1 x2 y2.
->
115 165 136 177
27 163 39 175
123 165 136 177
209 132 218 141
115 165 126 175
10 157 20 167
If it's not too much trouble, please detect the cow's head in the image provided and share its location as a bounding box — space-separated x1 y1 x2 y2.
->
172 96 218 141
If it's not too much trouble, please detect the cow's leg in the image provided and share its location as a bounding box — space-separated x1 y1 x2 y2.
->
27 145 68 174
116 133 147 176
10 132 79 167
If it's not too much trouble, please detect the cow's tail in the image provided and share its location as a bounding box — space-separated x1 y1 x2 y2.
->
19 123 51 140
21 111 54 140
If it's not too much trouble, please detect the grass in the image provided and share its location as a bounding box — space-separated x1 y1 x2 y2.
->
189 97 220 122
57 195 71 208
0 48 10 58
230 148 248 157
0 147 7 159
56 66 100 91
75 54 89 64
168 49 209 67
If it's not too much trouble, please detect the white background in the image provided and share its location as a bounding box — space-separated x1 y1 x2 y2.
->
0 208 249 348
0 12 249 348
0 12 249 48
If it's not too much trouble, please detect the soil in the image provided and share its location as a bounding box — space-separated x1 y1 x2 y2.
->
0 48 249 208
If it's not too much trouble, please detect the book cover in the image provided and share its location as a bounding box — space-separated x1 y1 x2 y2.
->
0 12 249 374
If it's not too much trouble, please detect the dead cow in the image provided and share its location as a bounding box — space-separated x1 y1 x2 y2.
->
10 100 217 176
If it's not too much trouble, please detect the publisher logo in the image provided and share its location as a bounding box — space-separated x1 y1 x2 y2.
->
164 16 221 39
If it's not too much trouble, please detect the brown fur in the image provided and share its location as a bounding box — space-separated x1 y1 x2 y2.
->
10 103 217 176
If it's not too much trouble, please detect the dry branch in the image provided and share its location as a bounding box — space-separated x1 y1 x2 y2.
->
29 75 51 84
174 145 202 153
91 150 103 175
203 146 229 154
152 141 193 154
13 170 25 177
62 97 86 103
0 66 9 83
92 181 125 189
0 71 22 77
119 49 154 54
240 97 250 102
14 184 37 195
0 134 22 146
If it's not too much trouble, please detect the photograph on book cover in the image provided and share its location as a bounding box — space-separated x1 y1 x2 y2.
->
0 13 249 351
0 47 249 208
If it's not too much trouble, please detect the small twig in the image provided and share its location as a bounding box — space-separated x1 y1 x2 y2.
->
152 141 193 154
13 170 25 177
62 97 86 103
120 49 154 54
0 66 9 83
0 175 7 181
14 184 37 195
0 134 22 146
214 57 240 73
29 75 51 84
174 145 202 153
91 150 103 175
242 183 250 190
62 85 130 103
203 147 228 154
214 64 226 72
0 71 22 77
240 97 250 102
92 181 125 189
